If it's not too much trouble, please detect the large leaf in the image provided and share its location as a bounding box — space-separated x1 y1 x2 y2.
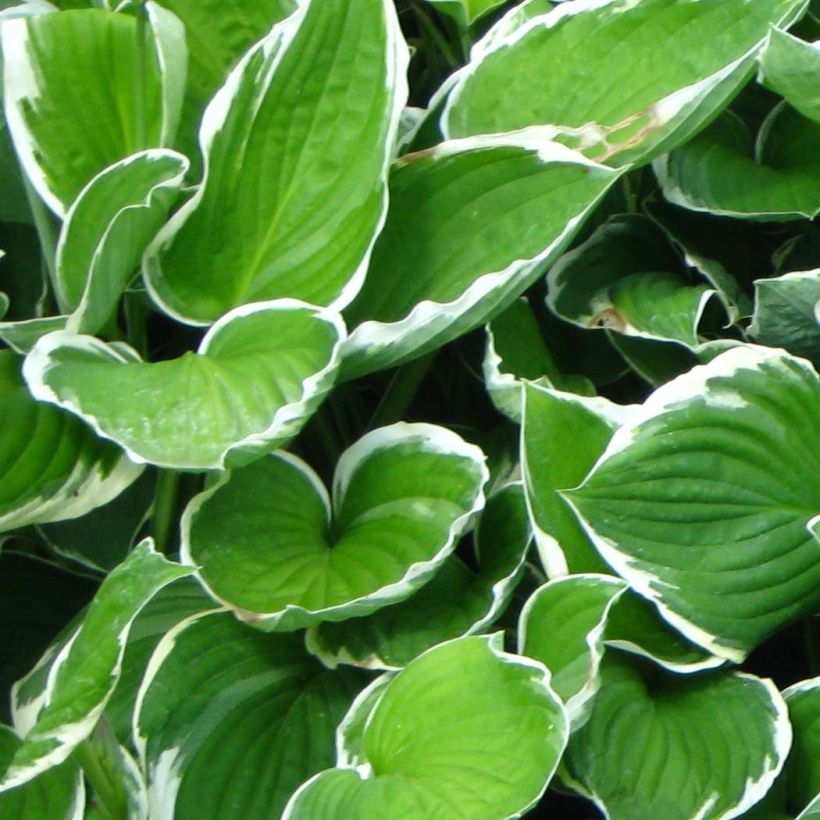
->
284 635 568 819
2 540 191 791
0 350 141 533
0 725 83 820
341 135 621 380
22 301 345 470
759 27 820 124
518 574 627 725
655 106 820 221
564 346 820 661
56 150 189 334
522 381 633 576
442 0 808 166
182 423 488 630
749 270 820 366
306 482 531 669
145 0 408 324
563 655 791 820
1 6 184 215
135 610 367 820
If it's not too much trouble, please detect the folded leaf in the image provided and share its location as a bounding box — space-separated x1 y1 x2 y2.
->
564 346 820 661
655 106 820 221
182 422 488 630
759 27 820 124
341 135 621 380
0 350 141 533
57 150 189 335
563 655 791 820
145 0 408 324
284 635 568 820
443 0 808 166
307 482 531 669
135 610 367 820
1 540 191 791
2 7 184 215
23 300 345 470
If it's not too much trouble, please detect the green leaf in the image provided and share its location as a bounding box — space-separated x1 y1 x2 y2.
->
483 298 596 422
442 0 808 166
0 725 83 820
425 0 507 28
563 655 791 820
341 135 621 380
518 574 627 725
564 346 820 661
23 301 345 470
1 7 184 215
145 0 408 324
655 106 820 221
0 316 67 356
56 150 189 335
0 350 141 533
283 635 568 820
759 27 820 123
306 482 531 669
1 539 191 791
783 677 820 817
134 609 367 820
182 423 488 631
750 270 820 366
547 214 714 346
522 381 634 576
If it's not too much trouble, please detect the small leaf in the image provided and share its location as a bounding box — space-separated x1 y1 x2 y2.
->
56 150 189 335
655 106 820 221
425 0 507 28
341 135 621 380
0 350 142 533
134 609 367 820
145 0 408 323
284 635 568 820
783 677 820 817
0 725 83 820
182 423 488 630
750 269 820 366
23 301 345 470
443 0 807 166
0 316 67 356
518 574 627 725
307 482 531 669
564 346 820 661
563 654 792 820
759 27 820 124
2 8 182 215
1 540 191 791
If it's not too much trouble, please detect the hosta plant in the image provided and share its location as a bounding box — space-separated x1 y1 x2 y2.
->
0 0 818 818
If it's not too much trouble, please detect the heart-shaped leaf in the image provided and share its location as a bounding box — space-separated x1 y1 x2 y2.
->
134 609 367 820
518 574 627 725
483 298 596 422
750 270 820 366
0 349 141 534
759 27 820 124
23 300 345 470
2 6 183 215
442 0 807 166
57 149 189 334
283 635 568 820
0 725 83 820
341 135 621 380
2 540 191 791
182 422 488 630
145 0 408 324
307 482 531 669
655 106 820 221
563 345 820 661
562 654 791 820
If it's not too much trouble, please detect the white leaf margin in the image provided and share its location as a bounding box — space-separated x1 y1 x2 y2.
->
180 422 489 631
143 0 410 327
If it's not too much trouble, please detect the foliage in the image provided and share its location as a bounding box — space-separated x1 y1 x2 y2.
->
0 0 818 817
